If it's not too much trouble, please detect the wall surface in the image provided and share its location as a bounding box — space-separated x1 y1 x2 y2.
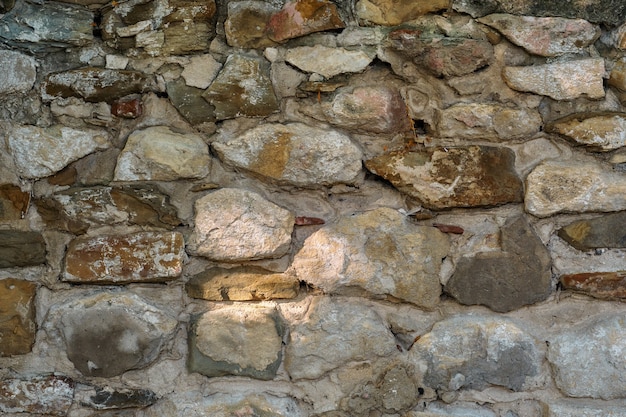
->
1 0 626 415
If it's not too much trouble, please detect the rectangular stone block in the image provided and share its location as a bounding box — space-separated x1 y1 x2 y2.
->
0 278 36 356
0 231 46 268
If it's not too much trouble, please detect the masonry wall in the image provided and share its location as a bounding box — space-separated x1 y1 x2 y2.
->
1 0 626 416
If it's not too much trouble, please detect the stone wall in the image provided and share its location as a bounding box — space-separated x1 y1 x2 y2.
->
1 0 626 415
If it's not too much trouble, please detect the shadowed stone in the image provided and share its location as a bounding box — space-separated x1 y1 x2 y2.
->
356 0 449 26
0 278 36 356
0 376 74 415
558 211 626 250
267 0 345 42
0 184 30 221
0 231 46 268
560 271 626 299
546 112 626 152
166 78 216 125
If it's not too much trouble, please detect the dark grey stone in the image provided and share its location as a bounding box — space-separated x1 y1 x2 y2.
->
87 387 159 410
558 211 626 250
0 230 46 268
166 78 216 125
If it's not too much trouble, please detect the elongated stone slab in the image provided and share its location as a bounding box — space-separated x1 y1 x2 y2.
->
561 271 626 299
558 211 626 250
285 45 374 78
0 231 46 268
546 112 626 152
0 278 36 356
0 376 74 415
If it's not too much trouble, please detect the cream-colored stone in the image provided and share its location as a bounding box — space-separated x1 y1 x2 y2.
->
285 45 374 78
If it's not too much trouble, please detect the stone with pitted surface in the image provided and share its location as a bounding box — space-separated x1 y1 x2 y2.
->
0 278 36 356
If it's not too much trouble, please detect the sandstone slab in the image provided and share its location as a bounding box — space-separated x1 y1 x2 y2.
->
224 1 279 49
162 21 212 55
0 376 74 415
503 59 605 100
0 184 30 221
187 188 294 262
558 211 626 250
285 45 374 78
267 0 345 42
292 208 449 309
546 112 626 152
0 231 46 268
114 126 211 181
0 278 36 356
356 0 449 26
525 160 626 217
0 50 36 94
560 271 626 299
365 146 523 209
64 232 185 284
212 122 363 187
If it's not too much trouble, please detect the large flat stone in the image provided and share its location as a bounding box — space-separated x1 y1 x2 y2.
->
0 231 46 268
0 278 36 356
225 1 279 49
285 45 374 78
560 271 626 299
267 0 345 41
0 50 37 94
356 0 448 26
546 112 626 152
558 211 626 250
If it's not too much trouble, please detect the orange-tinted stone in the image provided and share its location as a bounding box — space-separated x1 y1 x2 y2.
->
0 278 36 356
267 0 344 42
0 376 74 414
111 98 143 119
0 184 30 220
561 271 626 299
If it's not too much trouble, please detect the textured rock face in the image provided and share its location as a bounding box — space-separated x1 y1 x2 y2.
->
285 45 374 78
356 0 449 25
0 231 47 268
0 50 37 94
558 211 626 250
0 184 30 221
225 1 279 49
546 112 626 151
560 271 626 299
166 78 216 125
0 278 36 356
267 0 345 41
292 208 449 308
0 376 74 415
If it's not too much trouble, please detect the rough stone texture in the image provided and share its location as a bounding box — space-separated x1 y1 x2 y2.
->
45 292 177 377
365 146 523 209
189 305 284 380
186 266 299 301
0 376 75 415
267 0 345 42
356 0 449 26
547 400 626 417
525 160 626 217
114 126 211 181
187 188 294 262
181 54 221 89
285 45 374 78
0 231 47 268
0 50 37 94
6 124 110 179
561 272 626 299
284 297 398 380
503 59 606 100
411 315 542 392
78 386 159 410
292 208 449 309
64 232 185 284
445 215 552 312
212 123 363 187
609 60 626 91
0 278 36 356
0 184 30 221
162 22 212 55
478 14 600 57
546 112 626 152
166 78 216 125
111 97 143 119
558 211 626 250
224 1 279 49
548 313 626 399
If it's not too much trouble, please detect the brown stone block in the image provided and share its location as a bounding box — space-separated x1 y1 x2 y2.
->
0 278 36 356
0 184 30 221
267 0 345 42
561 271 626 299
0 231 46 268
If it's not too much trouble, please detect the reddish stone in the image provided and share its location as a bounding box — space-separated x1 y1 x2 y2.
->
0 278 36 356
433 223 464 234
267 0 345 42
0 375 74 415
561 271 626 299
111 98 143 119
47 165 77 186
295 216 325 225
0 184 30 220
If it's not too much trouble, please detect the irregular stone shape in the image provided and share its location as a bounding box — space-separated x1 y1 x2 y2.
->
165 0 216 22
478 14 600 57
267 0 345 42
186 266 299 301
212 123 363 187
547 399 626 417
64 231 185 284
0 50 36 94
187 188 294 262
436 103 542 140
203 54 278 120
546 112 626 152
365 146 523 210
445 215 552 312
284 297 397 380
114 126 211 181
181 54 222 89
558 211 626 250
45 292 177 377
560 271 626 299
162 21 212 55
292 208 449 309
81 386 159 410
322 86 407 133
0 278 36 356
0 184 30 221
0 376 74 415
0 231 46 268
548 313 626 399
224 1 279 49
111 98 143 119
36 185 180 234
7 124 110 179
452 0 626 26
74 148 120 186
166 78 215 125
156 393 304 417
42 68 153 103
356 0 448 26
609 60 626 92
503 59 605 100
285 45 374 78
525 160 626 217
188 305 284 380
0 1 92 52
411 315 542 392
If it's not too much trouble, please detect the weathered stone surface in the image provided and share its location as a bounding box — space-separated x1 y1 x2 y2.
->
181 54 222 89
365 146 523 209
285 45 374 78
0 184 30 221
436 103 542 140
0 376 74 415
163 21 212 55
111 97 143 119
37 185 180 234
609 60 626 92
187 188 294 262
188 305 284 380
267 0 345 42
0 231 46 268
212 123 363 187
546 112 626 152
445 215 552 312
525 160 626 217
42 68 153 103
79 386 159 410
203 54 278 120
64 231 184 284
166 78 216 125
411 315 542 392
478 14 600 57
558 211 626 250
561 271 626 299
292 208 449 309
6 124 110 179
284 297 397 380
547 399 626 417
114 126 210 181
548 313 626 399
503 59 605 100
0 278 36 356
186 266 299 301
356 0 448 26
74 148 120 186
224 1 279 49
45 292 177 377
0 50 36 94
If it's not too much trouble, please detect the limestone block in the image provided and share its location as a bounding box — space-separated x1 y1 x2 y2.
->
558 211 626 250
285 45 374 78
0 231 46 268
267 0 345 42
0 278 36 356
0 376 74 415
0 50 36 94
356 0 448 26
546 112 626 152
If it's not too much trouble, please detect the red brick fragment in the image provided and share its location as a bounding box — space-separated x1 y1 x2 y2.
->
112 98 142 118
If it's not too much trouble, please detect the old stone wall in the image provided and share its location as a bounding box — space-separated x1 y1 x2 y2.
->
1 0 626 415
